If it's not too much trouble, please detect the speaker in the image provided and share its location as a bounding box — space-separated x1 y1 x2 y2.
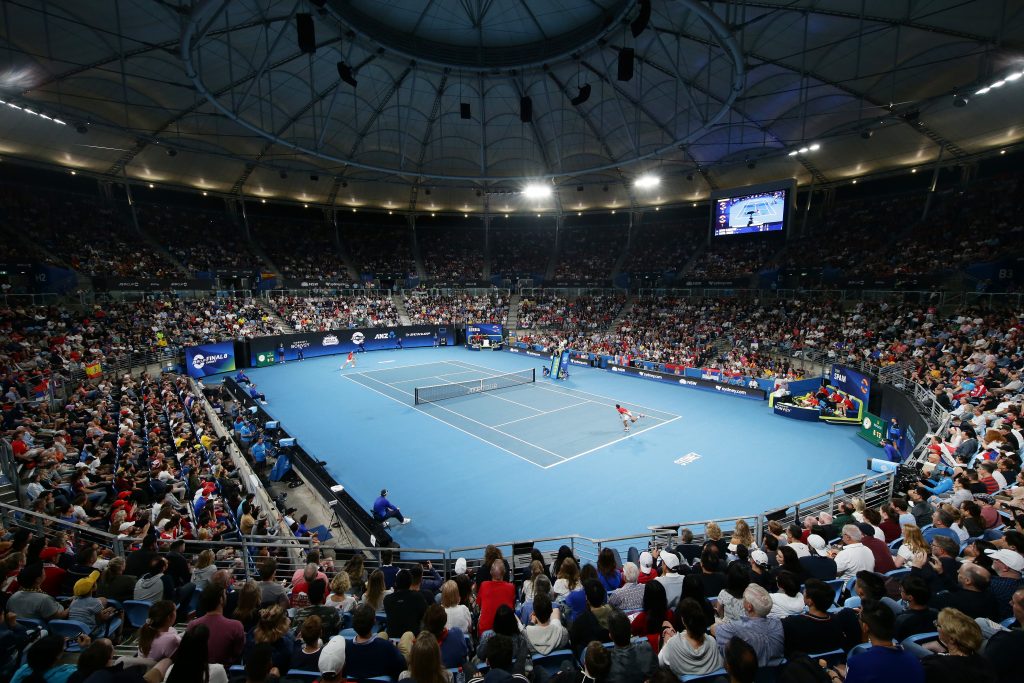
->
617 48 634 81
460 102 471 120
631 0 652 37
520 96 532 123
296 13 316 54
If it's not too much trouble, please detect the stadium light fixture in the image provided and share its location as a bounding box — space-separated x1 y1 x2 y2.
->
976 86 991 95
69 170 76 175
1007 72 1023 81
148 183 155 188
522 183 552 199
634 174 660 189
798 147 809 153
202 191 208 196
788 150 798 156
991 80 1006 88
809 143 820 151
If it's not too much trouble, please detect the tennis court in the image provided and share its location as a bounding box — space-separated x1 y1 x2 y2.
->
345 359 681 468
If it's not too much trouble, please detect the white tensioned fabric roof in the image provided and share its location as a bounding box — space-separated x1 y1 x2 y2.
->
0 0 1022 214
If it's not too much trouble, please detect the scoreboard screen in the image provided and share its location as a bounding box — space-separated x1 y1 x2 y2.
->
711 180 795 238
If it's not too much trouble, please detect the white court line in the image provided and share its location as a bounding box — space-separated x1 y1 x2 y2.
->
352 371 567 463
378 360 395 364
425 376 544 413
342 374 549 469
388 369 486 385
444 360 681 421
349 361 452 375
494 401 591 427
543 416 683 469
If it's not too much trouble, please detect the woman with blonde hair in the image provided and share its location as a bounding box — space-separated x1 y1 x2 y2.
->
399 632 451 683
344 554 367 595
918 607 999 680
521 560 546 602
893 524 929 568
244 604 295 672
191 549 216 592
851 497 867 523
232 579 262 631
552 557 580 598
327 572 356 612
727 520 755 554
361 569 388 611
96 556 136 603
441 579 472 632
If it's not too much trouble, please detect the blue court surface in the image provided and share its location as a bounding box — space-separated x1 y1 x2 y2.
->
242 347 876 549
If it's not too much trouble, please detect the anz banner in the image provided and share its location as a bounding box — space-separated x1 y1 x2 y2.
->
830 364 873 405
185 341 237 379
506 347 553 360
607 363 766 401
249 325 455 365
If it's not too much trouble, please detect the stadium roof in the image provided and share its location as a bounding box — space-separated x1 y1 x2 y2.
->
0 0 1022 214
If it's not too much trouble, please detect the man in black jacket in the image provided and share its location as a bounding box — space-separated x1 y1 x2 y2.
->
383 569 428 638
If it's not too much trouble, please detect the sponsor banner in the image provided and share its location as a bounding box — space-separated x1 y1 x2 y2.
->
544 279 611 288
248 325 454 364
607 363 766 400
568 357 592 367
467 323 504 338
96 278 215 291
506 347 553 359
678 278 748 288
831 364 872 405
429 280 489 288
280 279 361 289
772 402 821 421
185 341 237 378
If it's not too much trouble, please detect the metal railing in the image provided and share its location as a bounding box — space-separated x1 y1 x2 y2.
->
66 347 182 382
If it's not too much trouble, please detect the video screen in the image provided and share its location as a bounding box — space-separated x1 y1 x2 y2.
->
713 189 787 237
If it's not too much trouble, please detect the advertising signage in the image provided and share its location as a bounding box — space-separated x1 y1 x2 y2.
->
184 341 237 378
607 363 766 401
249 325 455 365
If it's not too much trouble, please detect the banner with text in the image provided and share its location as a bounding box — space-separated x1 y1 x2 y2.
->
248 325 455 365
607 363 766 400
184 341 237 378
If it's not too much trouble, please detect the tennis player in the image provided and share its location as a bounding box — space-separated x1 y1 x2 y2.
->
341 351 357 370
615 404 644 432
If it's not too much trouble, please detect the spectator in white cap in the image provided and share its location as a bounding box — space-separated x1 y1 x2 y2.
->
318 636 346 681
985 548 1024 619
799 534 838 580
637 551 657 584
655 549 685 608
748 550 771 589
454 557 467 576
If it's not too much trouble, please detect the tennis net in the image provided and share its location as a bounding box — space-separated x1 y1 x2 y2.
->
414 368 536 405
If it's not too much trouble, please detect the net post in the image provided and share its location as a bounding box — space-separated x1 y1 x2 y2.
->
414 388 421 405
531 368 536 383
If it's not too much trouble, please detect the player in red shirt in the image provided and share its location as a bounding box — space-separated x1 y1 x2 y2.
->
615 404 644 432
341 351 357 370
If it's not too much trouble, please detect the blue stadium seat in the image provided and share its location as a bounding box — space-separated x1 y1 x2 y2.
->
531 649 575 675
884 568 910 579
123 600 153 629
282 671 321 683
807 649 845 667
46 619 92 651
681 669 728 682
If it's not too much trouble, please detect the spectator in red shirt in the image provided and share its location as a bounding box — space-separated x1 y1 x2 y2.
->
856 523 896 574
476 559 514 637
187 584 245 666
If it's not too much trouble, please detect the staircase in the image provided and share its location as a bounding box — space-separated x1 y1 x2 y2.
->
0 482 18 507
609 295 635 328
393 293 412 325
506 293 522 330
258 300 292 333
677 242 709 276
